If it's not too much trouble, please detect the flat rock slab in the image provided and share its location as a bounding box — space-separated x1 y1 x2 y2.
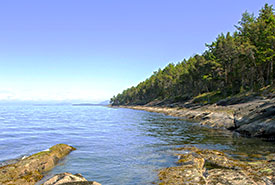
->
159 146 275 185
0 144 76 185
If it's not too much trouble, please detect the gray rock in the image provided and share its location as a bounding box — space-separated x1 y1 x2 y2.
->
43 173 101 185
235 100 275 138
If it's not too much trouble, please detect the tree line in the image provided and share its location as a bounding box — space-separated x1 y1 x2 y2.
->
111 4 275 106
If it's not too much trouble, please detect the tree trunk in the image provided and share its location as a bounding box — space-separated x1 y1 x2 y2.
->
271 61 274 85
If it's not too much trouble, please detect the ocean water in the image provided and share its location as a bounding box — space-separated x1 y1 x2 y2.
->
0 105 274 185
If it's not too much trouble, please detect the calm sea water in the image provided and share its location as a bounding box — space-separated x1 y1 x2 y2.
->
0 105 274 185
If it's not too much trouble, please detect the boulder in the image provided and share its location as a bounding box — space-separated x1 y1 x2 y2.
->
43 172 101 185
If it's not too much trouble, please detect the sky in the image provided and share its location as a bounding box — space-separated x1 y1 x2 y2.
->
0 0 274 102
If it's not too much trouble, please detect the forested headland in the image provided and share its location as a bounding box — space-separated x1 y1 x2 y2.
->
111 4 275 106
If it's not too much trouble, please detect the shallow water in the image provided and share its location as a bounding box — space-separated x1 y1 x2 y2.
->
0 105 274 184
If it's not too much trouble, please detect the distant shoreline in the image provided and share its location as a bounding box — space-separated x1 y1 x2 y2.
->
72 103 108 106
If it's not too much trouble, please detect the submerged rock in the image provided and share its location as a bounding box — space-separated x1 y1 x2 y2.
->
0 144 76 185
159 146 275 185
43 172 101 185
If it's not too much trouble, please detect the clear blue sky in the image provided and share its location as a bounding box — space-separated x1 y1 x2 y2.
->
0 0 273 102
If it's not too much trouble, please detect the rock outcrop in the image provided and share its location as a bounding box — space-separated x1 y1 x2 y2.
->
43 172 101 185
235 99 275 138
121 97 275 139
124 105 236 129
0 144 76 185
159 146 275 185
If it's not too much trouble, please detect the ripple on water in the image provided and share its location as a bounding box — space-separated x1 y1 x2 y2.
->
0 105 274 185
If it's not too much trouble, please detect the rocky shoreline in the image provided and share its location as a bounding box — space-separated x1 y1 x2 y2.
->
159 146 275 184
119 96 275 140
115 96 275 184
1 96 274 185
0 144 101 185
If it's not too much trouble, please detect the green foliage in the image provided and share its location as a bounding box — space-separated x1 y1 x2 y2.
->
111 4 275 105
192 91 224 104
